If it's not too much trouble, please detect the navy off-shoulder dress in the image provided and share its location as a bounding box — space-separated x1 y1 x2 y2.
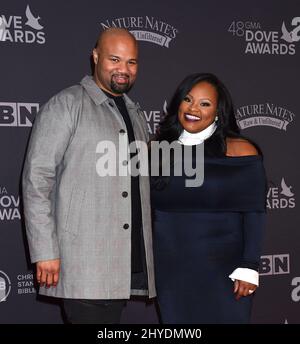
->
151 149 266 324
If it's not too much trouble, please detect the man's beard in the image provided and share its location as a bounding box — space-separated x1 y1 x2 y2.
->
111 81 131 94
110 75 132 94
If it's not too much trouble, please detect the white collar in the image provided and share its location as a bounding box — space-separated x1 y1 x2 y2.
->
178 122 217 146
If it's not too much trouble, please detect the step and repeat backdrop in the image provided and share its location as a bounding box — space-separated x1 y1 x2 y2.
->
0 0 299 323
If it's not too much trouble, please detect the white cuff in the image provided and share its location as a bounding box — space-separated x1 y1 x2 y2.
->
229 268 259 286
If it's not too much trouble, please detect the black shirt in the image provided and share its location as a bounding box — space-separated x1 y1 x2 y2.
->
103 90 143 273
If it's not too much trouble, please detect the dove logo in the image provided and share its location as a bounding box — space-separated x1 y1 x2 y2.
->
0 5 45 44
25 5 43 31
0 186 21 222
228 18 297 55
0 271 11 302
142 101 167 135
244 29 295 55
280 178 294 197
236 103 295 131
101 16 178 48
281 18 300 43
267 178 295 210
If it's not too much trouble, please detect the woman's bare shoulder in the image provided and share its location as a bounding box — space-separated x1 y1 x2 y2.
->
226 137 259 157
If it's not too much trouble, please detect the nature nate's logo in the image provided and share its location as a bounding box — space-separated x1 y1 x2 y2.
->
236 103 295 131
100 16 178 47
0 5 45 44
228 17 300 55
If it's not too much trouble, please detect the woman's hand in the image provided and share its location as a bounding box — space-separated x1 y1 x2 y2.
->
233 279 257 300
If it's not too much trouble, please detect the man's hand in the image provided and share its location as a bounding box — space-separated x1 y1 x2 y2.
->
233 279 257 300
36 259 60 288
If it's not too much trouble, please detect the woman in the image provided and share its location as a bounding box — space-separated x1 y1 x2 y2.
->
150 73 267 324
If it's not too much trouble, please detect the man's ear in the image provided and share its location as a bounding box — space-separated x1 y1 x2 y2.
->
92 49 98 64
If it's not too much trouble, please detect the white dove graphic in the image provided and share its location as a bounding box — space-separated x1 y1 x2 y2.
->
25 5 44 31
280 178 294 197
281 22 293 43
0 18 6 42
163 100 168 115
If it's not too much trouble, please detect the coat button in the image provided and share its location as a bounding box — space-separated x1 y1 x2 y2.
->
122 160 128 166
123 223 129 230
122 191 128 198
119 129 126 134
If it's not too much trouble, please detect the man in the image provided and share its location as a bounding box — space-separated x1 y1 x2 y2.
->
22 28 155 324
